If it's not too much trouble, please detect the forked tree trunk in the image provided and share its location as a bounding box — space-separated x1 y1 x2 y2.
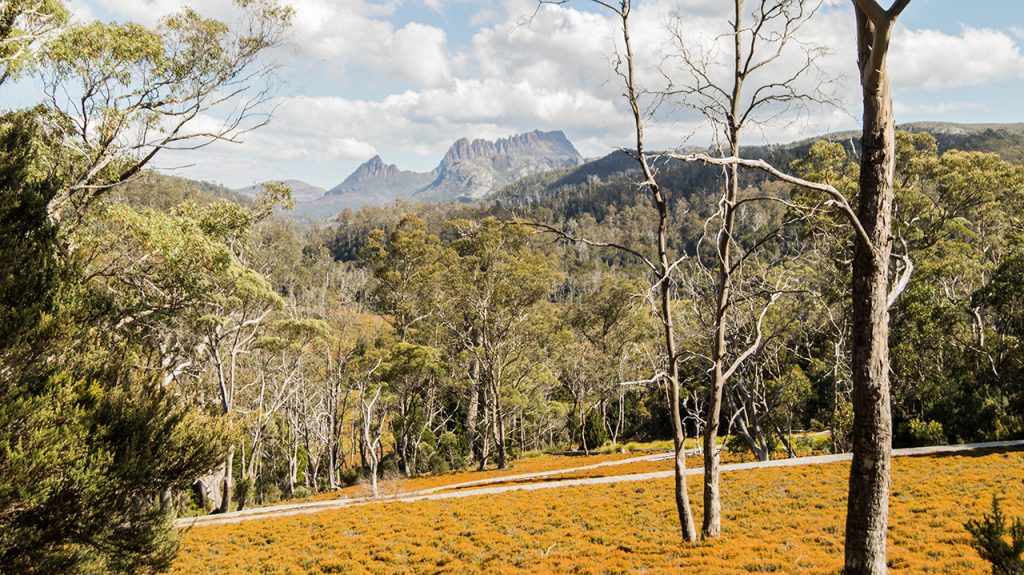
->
845 2 908 573
703 102 742 538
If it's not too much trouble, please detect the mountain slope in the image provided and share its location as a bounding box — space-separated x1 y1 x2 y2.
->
236 180 327 203
326 156 435 207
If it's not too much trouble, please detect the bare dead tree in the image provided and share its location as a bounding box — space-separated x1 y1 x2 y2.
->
659 0 837 538
354 358 385 498
536 0 699 543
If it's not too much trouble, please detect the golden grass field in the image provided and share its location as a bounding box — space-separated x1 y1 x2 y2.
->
172 449 1024 574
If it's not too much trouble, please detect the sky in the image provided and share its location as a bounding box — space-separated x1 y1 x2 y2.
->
22 0 1024 189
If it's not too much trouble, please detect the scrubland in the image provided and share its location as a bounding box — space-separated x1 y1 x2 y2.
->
172 449 1023 574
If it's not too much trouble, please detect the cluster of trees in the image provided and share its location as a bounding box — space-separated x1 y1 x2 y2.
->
0 1 294 573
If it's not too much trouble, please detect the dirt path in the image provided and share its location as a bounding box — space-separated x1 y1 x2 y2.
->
179 440 1024 528
178 451 677 526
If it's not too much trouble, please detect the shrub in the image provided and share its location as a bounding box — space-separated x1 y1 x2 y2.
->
435 431 467 470
582 410 609 451
340 468 362 487
261 483 282 505
724 433 779 457
426 453 450 475
906 418 946 447
965 496 1024 575
290 486 311 500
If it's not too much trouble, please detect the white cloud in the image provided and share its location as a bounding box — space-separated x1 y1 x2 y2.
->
890 26 1024 89
894 100 986 115
64 0 96 22
389 23 453 88
74 0 1024 188
92 0 238 25
422 0 445 12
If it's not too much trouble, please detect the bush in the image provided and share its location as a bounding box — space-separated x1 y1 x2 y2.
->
435 431 467 470
234 476 255 508
426 452 450 475
906 418 946 447
965 496 1024 575
340 468 362 487
582 410 609 451
724 433 779 457
261 482 282 505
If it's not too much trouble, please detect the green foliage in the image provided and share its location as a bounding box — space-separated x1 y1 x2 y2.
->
0 109 66 388
965 496 1024 575
904 418 946 447
0 0 68 85
581 409 609 451
0 372 230 575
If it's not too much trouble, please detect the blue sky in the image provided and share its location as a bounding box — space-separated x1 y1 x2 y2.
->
33 0 1024 188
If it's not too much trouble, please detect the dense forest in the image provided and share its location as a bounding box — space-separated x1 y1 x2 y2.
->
3 0 1024 574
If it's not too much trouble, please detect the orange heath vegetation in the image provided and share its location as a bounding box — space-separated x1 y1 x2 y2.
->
172 449 1024 574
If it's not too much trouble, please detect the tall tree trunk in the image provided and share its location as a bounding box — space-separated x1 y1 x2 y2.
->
704 113 741 537
477 384 491 471
327 405 338 490
464 332 483 464
845 2 906 573
494 384 507 469
615 0 698 543
217 445 234 514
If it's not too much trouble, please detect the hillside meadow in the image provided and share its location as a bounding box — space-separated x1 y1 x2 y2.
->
171 449 1024 574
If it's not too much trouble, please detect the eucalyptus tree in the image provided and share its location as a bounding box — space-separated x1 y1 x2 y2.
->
378 341 446 476
843 2 911 571
0 0 67 86
1 0 294 565
653 0 839 536
37 0 292 228
235 318 330 509
563 276 652 448
442 218 561 469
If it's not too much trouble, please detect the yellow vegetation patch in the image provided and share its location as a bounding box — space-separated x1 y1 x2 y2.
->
297 451 648 502
173 450 1024 574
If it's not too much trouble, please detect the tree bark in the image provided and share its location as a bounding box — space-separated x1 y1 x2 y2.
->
217 445 234 514
845 2 906 573
464 344 481 463
704 58 743 534
494 383 507 469
617 0 698 543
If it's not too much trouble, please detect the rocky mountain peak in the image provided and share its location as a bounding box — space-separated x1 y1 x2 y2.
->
321 129 584 208
438 130 579 174
344 155 403 183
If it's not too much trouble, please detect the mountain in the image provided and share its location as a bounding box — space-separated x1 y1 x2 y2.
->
416 130 584 202
318 129 584 212
788 122 1024 163
326 155 436 206
269 122 1024 222
236 179 326 203
488 121 1024 220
